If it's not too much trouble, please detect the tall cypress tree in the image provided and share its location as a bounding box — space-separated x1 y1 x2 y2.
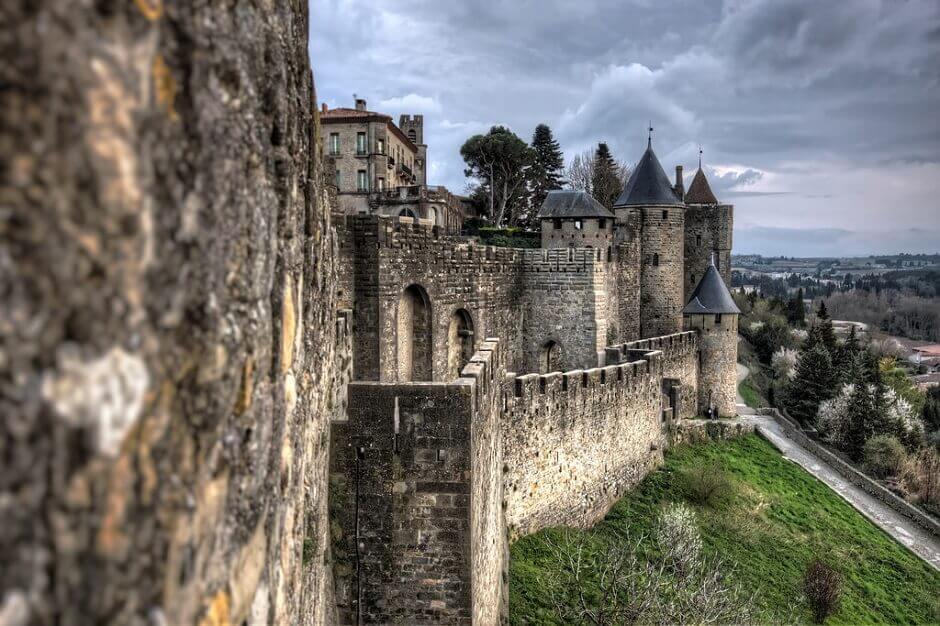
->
591 143 622 209
528 124 565 218
805 300 837 355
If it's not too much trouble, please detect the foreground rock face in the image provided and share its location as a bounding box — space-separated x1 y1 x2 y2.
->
1 2 337 624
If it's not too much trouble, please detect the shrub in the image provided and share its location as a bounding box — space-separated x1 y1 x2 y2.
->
655 503 702 576
679 461 734 508
899 447 940 508
803 559 842 624
862 435 907 478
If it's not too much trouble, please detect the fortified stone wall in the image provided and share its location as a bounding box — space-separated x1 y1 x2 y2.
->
1 2 338 624
622 332 699 419
520 248 613 372
639 206 685 337
501 355 664 539
336 216 630 379
330 341 507 624
683 204 733 299
614 213 643 342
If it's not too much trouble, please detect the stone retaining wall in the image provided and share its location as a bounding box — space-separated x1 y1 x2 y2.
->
762 408 940 538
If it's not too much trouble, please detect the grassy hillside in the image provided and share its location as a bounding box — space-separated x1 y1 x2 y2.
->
510 435 940 625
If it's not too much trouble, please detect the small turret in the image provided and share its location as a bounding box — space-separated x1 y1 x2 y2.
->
684 257 740 416
537 190 614 249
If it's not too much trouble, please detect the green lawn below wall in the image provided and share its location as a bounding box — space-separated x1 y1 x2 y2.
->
509 435 940 625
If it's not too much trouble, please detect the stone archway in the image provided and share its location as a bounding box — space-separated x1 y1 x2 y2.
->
398 284 432 381
447 308 475 379
540 340 562 373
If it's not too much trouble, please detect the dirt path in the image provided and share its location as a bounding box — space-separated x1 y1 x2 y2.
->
735 362 757 416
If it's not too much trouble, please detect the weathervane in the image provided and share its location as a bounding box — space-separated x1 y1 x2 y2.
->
648 121 654 148
699 144 703 169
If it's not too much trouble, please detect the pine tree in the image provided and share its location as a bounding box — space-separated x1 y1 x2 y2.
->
786 288 805 326
591 143 622 209
528 124 565 219
844 382 876 461
805 301 837 355
783 344 838 426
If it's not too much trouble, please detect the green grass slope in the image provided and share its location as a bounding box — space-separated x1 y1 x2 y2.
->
510 435 940 625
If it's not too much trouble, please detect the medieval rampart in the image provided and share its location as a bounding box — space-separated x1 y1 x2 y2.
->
622 331 700 419
330 340 507 624
334 215 639 378
501 354 664 539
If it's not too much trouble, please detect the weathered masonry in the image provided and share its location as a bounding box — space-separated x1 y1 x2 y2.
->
4 6 742 620
327 138 741 622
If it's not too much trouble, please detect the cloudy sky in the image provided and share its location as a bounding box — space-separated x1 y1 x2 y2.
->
309 0 940 256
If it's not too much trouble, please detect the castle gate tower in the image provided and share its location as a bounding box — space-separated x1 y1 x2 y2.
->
613 137 685 338
683 258 741 416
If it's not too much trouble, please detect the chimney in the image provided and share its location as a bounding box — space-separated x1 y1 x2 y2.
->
355 98 367 111
675 165 685 199
321 103 327 114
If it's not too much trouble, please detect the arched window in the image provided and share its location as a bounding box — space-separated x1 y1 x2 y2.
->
398 285 432 381
399 208 416 218
540 340 561 373
447 309 475 379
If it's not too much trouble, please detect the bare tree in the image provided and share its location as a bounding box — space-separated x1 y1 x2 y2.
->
566 150 631 198
540 509 758 626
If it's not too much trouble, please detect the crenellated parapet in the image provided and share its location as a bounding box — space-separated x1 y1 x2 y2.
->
501 349 665 539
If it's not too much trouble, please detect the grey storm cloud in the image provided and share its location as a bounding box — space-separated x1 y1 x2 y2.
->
310 0 940 255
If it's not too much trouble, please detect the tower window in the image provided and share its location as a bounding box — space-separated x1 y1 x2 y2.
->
653 253 659 267
662 210 668 220
598 218 606 228
691 274 696 285
715 314 723 324
552 218 562 230
696 234 701 246
574 220 583 230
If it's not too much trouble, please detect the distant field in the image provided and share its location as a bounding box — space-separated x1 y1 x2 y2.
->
509 435 940 625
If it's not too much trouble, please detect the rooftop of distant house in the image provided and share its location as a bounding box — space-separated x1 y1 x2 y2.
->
913 344 940 357
319 98 417 151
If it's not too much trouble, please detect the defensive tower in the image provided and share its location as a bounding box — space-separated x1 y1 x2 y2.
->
683 256 740 416
683 151 733 300
613 136 685 338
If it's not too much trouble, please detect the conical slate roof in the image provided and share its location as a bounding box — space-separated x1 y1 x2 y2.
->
683 261 740 315
684 168 718 204
614 141 682 207
537 190 614 219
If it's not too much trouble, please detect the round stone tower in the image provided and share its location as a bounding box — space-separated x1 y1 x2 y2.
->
613 137 685 338
683 258 741 416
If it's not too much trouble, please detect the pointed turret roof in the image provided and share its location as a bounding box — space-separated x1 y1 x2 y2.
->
614 139 682 207
685 168 718 204
683 260 740 315
537 190 614 219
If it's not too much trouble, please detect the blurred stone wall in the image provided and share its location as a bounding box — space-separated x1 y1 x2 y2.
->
1 2 339 624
